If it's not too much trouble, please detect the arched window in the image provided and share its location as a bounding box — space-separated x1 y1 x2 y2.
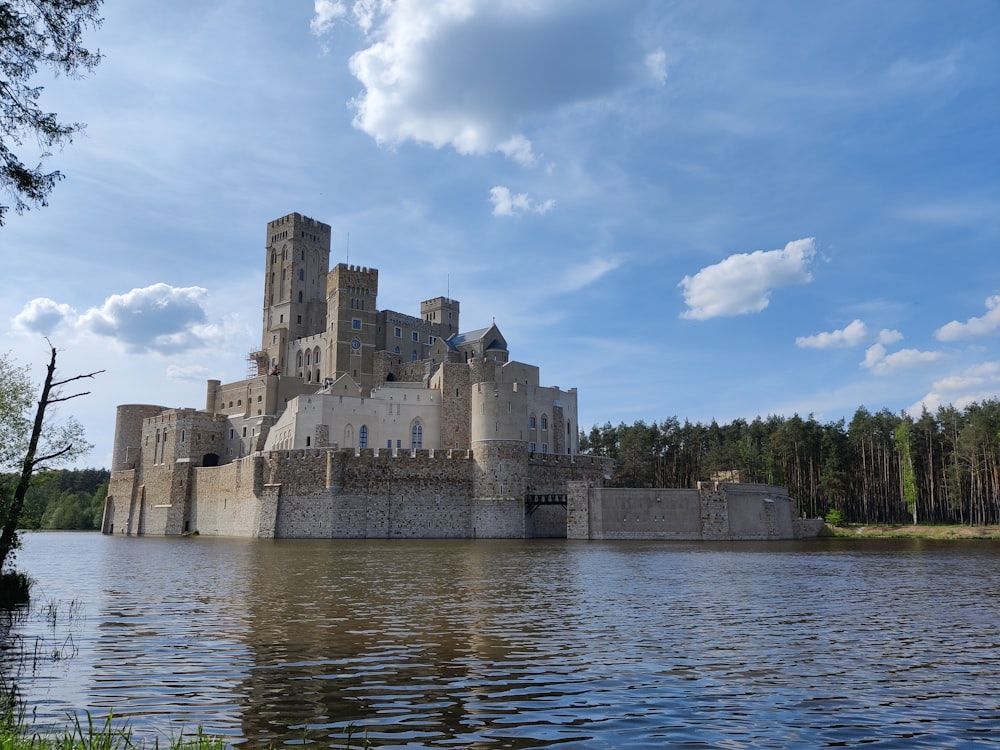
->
359 425 368 449
314 347 321 367
411 350 418 361
394 346 400 354
411 420 423 450
344 424 354 448
298 291 303 303
297 352 303 368
298 269 304 281
305 350 311 365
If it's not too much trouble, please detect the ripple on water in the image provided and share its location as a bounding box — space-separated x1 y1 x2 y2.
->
6 534 1000 748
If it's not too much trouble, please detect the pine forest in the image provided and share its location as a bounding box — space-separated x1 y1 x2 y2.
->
580 400 1000 525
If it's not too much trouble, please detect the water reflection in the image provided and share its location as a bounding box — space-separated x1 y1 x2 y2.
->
5 533 1000 748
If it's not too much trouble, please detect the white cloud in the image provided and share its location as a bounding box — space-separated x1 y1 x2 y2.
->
489 186 555 217
11 298 79 336
645 48 667 85
559 257 623 293
796 319 868 349
12 284 228 355
909 361 1000 415
861 343 944 376
310 0 347 36
935 295 1000 341
678 238 816 320
343 1 644 163
878 328 904 345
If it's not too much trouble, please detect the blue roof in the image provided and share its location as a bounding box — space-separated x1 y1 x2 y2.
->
446 326 508 351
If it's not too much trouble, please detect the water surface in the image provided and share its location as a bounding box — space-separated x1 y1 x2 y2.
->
3 532 999 748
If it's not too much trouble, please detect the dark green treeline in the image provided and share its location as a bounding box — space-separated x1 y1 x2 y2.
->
2 469 109 531
580 400 1000 525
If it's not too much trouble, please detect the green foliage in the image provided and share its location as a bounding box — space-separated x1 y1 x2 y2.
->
3 470 108 531
894 418 918 523
0 709 231 750
824 508 845 526
0 0 104 224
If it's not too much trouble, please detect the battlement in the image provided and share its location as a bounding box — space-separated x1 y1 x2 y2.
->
528 453 607 469
329 263 378 296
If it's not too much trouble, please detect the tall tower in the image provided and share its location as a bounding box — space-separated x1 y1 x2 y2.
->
260 213 331 375
326 263 379 391
420 296 461 337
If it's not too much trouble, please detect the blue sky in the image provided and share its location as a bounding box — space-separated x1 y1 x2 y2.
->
3 0 999 469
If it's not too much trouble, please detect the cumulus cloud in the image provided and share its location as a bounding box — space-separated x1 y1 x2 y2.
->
76 284 210 353
11 298 78 336
935 295 1000 341
336 1 644 163
910 361 1000 414
489 186 555 217
678 238 817 320
796 319 868 349
12 284 223 355
861 340 944 376
878 328 904 345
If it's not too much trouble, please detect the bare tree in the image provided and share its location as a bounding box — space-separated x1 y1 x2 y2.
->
0 344 102 570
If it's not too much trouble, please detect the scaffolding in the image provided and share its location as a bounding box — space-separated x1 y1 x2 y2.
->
247 350 269 378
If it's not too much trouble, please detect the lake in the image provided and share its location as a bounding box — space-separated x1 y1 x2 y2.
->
3 531 999 748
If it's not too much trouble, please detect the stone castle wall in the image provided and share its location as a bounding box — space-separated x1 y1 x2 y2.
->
105 445 610 540
567 482 817 541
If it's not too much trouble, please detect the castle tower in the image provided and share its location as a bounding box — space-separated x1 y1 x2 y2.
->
421 296 460 337
326 263 379 391
260 213 331 375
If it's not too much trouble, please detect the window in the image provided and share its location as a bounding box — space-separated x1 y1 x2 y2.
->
411 331 418 341
541 443 548 454
352 319 362 330
529 415 536 429
411 350 418 361
359 425 368 448
298 269 304 280
394 346 400 354
427 335 435 345
541 415 548 431
412 421 423 449
396 439 402 449
394 326 402 338
529 442 536 453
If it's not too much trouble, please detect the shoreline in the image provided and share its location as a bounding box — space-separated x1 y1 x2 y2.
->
826 523 1000 540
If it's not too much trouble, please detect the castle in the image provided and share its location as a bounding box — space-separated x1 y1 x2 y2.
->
104 212 611 539
104 212 822 541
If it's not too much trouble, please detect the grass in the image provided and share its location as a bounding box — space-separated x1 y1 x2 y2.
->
825 523 1000 539
0 709 372 749
0 710 231 750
